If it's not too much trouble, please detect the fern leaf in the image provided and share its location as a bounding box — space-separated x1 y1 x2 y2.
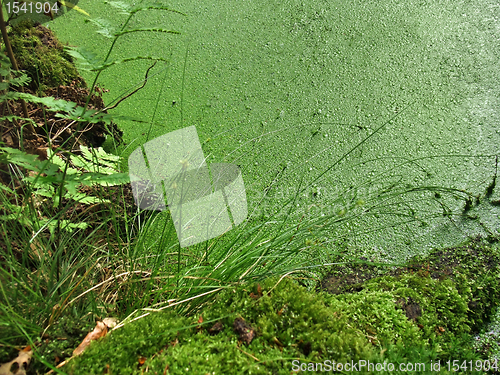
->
114 28 181 37
85 18 115 38
80 146 120 169
104 1 131 15
46 148 79 175
63 178 80 196
7 72 31 88
0 116 39 127
55 108 114 125
33 185 56 197
0 147 59 176
70 154 116 174
83 172 130 187
64 47 102 71
2 92 107 125
46 148 66 169
93 147 121 163
43 218 89 234
129 2 187 16
0 54 11 75
59 220 89 232
65 192 110 204
2 92 78 113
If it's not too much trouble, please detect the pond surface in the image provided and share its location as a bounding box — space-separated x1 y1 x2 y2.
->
49 0 500 260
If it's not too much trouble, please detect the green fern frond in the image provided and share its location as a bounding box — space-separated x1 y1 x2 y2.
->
0 91 112 124
80 145 120 168
129 2 187 16
55 108 113 125
56 107 99 121
0 53 32 89
85 18 115 38
70 154 116 175
0 53 11 76
96 55 169 71
6 73 31 88
57 220 89 232
104 1 131 15
32 185 56 197
0 115 39 128
66 192 110 204
45 149 77 174
64 47 101 71
39 218 89 234
0 92 78 113
114 28 181 37
47 146 124 176
0 147 59 176
1 147 129 208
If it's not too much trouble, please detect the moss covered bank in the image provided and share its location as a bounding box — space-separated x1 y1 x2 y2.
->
61 238 500 375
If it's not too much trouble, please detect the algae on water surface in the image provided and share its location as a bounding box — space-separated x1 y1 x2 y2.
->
48 0 500 255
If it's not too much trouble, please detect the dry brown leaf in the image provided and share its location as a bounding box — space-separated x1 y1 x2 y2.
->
0 347 32 375
102 317 118 329
73 321 108 356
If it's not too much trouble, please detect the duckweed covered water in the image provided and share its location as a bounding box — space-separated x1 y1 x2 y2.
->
48 0 500 259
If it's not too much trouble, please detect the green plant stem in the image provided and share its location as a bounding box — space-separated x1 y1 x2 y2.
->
0 1 35 134
81 1 143 116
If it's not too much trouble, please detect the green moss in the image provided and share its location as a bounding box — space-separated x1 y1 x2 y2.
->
7 19 84 90
67 279 379 374
332 289 425 347
408 239 500 331
203 278 377 362
61 239 500 374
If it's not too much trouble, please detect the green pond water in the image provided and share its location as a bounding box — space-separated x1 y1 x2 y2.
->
48 0 500 261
